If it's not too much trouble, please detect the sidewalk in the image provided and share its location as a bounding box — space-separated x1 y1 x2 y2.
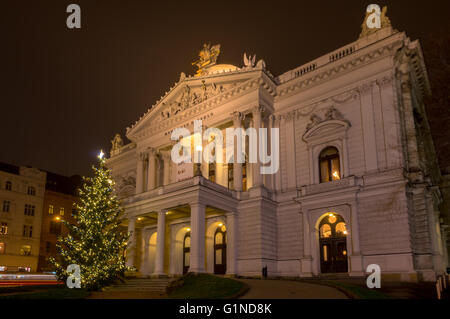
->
237 278 348 299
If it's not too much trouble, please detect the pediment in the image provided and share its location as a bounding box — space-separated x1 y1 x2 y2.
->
127 70 264 138
302 106 351 142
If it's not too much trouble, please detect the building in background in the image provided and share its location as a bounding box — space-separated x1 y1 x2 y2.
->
37 173 81 272
0 162 46 272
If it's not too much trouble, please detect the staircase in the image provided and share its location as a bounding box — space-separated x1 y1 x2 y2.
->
105 278 174 296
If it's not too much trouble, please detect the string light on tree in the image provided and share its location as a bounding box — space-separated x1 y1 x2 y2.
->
50 150 129 290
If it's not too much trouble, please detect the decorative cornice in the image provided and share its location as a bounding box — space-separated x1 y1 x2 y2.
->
276 41 400 100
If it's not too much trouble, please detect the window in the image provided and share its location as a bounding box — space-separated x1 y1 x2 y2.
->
24 204 35 216
319 147 341 183
49 221 61 235
208 163 216 183
320 224 331 238
5 181 12 191
27 186 35 196
227 163 234 189
46 241 51 253
59 207 65 216
20 245 31 256
23 225 33 237
0 222 7 235
49 204 54 214
0 243 4 254
2 201 10 212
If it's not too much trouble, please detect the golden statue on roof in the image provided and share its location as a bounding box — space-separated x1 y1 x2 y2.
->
192 43 221 76
360 4 392 38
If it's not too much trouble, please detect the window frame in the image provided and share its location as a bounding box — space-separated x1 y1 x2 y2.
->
319 147 341 183
2 200 10 212
27 186 36 196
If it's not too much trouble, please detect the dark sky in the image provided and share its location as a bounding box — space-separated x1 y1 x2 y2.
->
1 0 449 177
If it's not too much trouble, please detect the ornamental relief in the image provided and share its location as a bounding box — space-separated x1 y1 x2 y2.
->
158 80 237 121
304 105 351 134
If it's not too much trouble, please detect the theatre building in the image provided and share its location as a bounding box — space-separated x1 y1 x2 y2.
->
107 9 448 281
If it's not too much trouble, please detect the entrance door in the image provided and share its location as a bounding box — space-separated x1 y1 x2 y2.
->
319 213 348 273
183 232 190 274
214 226 227 274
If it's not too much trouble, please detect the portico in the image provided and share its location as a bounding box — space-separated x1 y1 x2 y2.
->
123 175 238 277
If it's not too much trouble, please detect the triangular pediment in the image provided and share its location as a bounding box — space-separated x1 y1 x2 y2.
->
127 69 266 138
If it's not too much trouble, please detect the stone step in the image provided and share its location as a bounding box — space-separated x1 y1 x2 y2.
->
107 278 175 294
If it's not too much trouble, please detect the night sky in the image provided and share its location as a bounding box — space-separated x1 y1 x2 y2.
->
1 0 449 177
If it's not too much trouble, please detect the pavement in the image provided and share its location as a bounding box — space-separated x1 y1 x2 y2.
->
237 278 348 299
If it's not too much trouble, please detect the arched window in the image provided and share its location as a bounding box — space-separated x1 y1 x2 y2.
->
319 147 341 183
27 186 35 196
5 181 12 191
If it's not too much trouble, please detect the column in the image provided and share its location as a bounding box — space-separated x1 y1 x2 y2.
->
252 106 264 187
162 151 171 186
226 212 238 275
349 201 364 275
359 83 378 172
285 111 297 189
189 202 206 273
126 217 136 268
274 115 282 191
147 148 156 191
232 111 244 191
136 152 146 194
153 209 166 276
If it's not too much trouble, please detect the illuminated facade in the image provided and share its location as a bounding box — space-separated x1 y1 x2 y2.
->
107 13 448 281
37 173 80 272
0 163 46 272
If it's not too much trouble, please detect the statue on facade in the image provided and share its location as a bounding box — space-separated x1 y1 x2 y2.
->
110 133 124 156
243 53 256 68
306 114 322 131
360 5 392 38
192 43 221 76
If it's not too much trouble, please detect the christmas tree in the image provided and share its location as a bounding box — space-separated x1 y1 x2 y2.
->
50 151 129 290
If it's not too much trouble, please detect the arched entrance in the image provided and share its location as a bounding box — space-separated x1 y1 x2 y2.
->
319 213 348 273
214 224 227 274
183 231 190 274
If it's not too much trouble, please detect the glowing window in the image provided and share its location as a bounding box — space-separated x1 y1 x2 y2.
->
0 222 7 235
59 207 65 216
320 224 332 238
184 235 190 248
319 147 341 183
20 245 31 256
49 205 54 214
0 243 5 254
335 222 347 236
215 232 223 245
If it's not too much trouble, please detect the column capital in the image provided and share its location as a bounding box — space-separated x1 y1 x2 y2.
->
160 151 171 161
231 111 245 127
251 105 265 116
147 147 156 157
137 151 148 161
